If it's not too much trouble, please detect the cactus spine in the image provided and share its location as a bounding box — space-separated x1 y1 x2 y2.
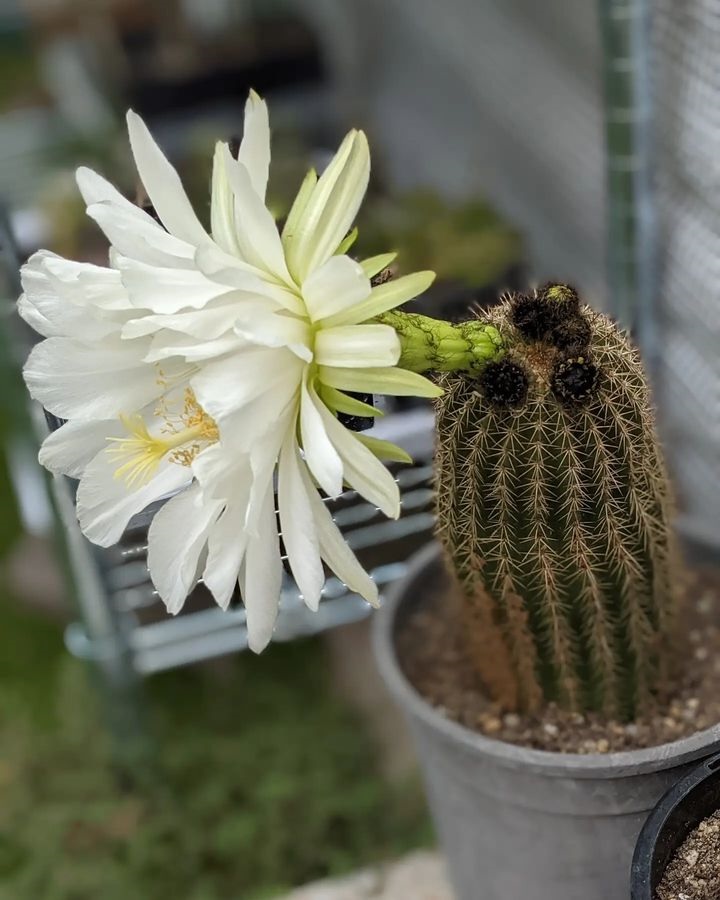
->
431 286 676 720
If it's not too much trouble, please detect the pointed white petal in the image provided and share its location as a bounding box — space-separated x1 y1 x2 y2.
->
242 480 282 652
288 130 370 282
281 167 317 256
203 498 249 610
38 418 124 478
299 463 378 606
277 435 324 610
300 377 343 497
126 110 208 246
23 336 160 420
77 453 191 547
316 402 400 518
221 145 291 282
79 169 194 266
315 324 400 368
301 255 370 322
76 165 139 210
148 484 223 614
238 89 271 201
318 365 443 398
324 271 436 327
210 142 241 255
86 202 195 268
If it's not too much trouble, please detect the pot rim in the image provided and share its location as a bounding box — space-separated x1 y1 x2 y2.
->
631 752 720 898
373 541 720 780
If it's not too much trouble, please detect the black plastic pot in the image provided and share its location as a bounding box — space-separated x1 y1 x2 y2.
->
631 752 720 898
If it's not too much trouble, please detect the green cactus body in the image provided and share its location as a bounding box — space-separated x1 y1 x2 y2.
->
432 289 676 720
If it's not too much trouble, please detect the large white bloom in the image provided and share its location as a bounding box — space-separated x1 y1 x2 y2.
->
20 91 440 650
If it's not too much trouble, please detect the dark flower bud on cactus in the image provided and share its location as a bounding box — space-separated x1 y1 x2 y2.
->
508 291 554 339
537 282 580 320
434 286 676 719
510 282 581 342
478 358 530 407
551 355 600 405
547 314 592 353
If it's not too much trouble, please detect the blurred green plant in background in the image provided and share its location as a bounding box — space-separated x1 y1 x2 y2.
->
0 601 430 900
357 189 522 286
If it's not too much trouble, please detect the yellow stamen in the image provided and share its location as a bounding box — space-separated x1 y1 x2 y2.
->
107 390 219 487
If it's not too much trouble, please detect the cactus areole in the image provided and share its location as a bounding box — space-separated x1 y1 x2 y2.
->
382 283 676 721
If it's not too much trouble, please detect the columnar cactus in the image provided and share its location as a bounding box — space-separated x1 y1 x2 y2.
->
430 285 677 719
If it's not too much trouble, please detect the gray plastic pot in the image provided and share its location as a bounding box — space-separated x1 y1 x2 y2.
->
373 542 720 900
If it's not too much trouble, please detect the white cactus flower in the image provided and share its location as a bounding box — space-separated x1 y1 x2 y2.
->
20 91 440 651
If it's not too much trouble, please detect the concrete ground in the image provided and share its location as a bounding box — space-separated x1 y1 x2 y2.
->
283 851 451 900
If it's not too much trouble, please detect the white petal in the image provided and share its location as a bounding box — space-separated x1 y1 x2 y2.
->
191 348 302 425
221 145 291 282
126 110 209 247
77 453 191 547
233 307 312 362
23 336 160 420
19 256 119 340
301 255 370 322
195 243 304 315
122 292 257 340
17 293 54 337
210 142 241 256
220 392 297 479
86 202 195 269
190 441 238 497
300 377 343 497
316 403 400 518
79 168 194 267
144 330 244 363
116 256 231 312
323 271 436 327
277 435 324 610
242 479 282 652
148 484 223 614
42 256 131 311
199 450 255 609
38 418 124 477
76 166 139 210
314 324 400 368
287 130 369 282
203 500 249 610
238 90 271 201
318 365 443 398
281 167 317 253
299 463 378 606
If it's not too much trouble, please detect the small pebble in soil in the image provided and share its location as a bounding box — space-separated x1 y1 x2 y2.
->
656 810 720 899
